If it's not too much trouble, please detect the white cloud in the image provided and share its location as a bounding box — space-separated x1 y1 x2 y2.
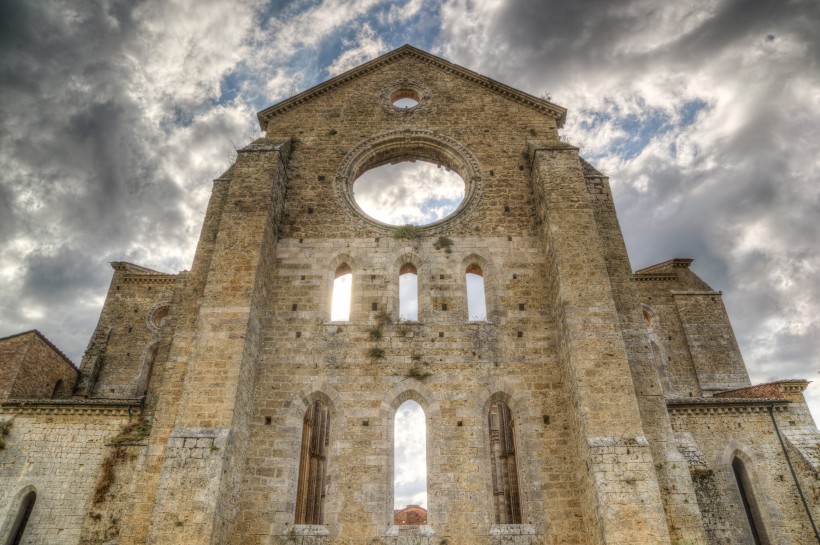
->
354 161 465 225
326 23 388 76
438 0 820 421
394 400 427 509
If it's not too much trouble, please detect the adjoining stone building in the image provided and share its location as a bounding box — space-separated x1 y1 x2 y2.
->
1 45 818 545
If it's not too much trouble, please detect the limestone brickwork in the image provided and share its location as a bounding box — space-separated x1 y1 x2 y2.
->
1 45 818 545
75 262 177 401
0 330 78 401
0 401 139 544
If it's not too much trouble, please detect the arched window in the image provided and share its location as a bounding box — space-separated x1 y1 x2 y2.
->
399 264 418 321
732 457 767 545
331 264 353 322
295 400 330 525
394 400 427 522
6 489 36 545
151 305 169 328
51 380 63 399
134 341 159 397
488 401 521 524
466 264 487 321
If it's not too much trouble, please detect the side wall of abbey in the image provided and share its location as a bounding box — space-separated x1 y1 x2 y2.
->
1 46 818 545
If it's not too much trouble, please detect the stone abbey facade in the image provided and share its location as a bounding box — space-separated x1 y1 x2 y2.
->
1 45 818 545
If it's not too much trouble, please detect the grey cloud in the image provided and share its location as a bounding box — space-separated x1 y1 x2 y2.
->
438 0 820 420
0 0 250 361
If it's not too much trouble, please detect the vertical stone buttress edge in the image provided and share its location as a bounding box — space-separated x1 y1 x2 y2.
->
529 143 673 545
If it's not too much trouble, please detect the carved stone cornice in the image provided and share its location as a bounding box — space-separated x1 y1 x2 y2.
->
667 399 790 416
0 399 142 417
122 275 177 284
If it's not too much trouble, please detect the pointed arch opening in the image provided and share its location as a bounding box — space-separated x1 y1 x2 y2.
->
295 400 330 525
399 264 419 321
331 263 353 322
488 400 522 524
466 264 487 321
136 342 160 398
732 456 768 545
394 400 427 522
5 489 36 545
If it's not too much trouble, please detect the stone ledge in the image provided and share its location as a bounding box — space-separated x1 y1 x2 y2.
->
290 525 329 536
489 524 538 535
386 525 435 536
0 399 142 416
587 435 649 448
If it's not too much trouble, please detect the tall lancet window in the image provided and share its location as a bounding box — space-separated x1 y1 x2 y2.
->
488 401 521 524
394 400 427 520
295 400 330 525
331 264 352 321
466 264 487 321
399 263 418 321
732 457 767 545
8 489 36 545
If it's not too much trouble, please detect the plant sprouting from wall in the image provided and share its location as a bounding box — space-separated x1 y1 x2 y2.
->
433 236 453 254
0 419 12 450
107 418 152 446
393 225 421 240
368 347 385 361
406 366 432 380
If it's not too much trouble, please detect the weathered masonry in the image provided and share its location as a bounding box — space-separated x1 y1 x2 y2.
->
1 45 819 545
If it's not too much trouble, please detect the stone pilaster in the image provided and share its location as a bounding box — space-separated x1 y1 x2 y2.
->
529 142 672 545
145 138 290 545
582 163 708 544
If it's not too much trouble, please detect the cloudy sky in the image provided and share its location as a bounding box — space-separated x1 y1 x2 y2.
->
2 0 819 501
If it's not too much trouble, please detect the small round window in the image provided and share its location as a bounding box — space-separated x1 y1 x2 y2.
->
152 306 169 328
391 89 420 109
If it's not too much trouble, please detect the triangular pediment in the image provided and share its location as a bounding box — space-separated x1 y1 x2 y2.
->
257 44 567 129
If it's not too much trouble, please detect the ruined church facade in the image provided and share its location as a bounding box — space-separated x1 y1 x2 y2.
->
1 46 818 545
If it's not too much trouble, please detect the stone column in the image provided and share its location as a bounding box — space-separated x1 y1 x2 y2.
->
145 138 290 545
529 142 672 545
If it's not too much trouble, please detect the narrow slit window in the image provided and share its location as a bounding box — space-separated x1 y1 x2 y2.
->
732 457 767 545
394 400 427 524
399 264 418 321
8 490 36 545
295 400 330 525
466 264 487 321
488 401 522 524
141 343 159 396
331 264 352 321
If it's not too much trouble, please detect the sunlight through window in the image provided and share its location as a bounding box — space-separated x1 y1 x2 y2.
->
466 265 487 321
394 400 427 515
331 264 352 321
399 264 418 321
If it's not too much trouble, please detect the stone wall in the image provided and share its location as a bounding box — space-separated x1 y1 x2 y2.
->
75 263 176 400
670 398 820 545
0 331 78 401
0 402 138 545
6 46 818 545
635 261 751 397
